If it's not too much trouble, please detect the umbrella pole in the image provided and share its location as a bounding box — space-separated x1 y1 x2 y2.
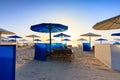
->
89 36 91 50
33 37 34 43
15 38 16 42
81 41 83 54
15 38 17 45
16 38 17 43
49 27 52 54
61 36 62 43
0 33 1 44
61 36 63 48
100 41 102 44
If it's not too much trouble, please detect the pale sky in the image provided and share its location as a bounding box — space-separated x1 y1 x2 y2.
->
0 0 120 46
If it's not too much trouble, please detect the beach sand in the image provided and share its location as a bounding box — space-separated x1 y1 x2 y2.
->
16 46 120 80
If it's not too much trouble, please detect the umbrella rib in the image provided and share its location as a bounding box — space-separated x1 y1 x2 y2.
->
108 17 120 29
109 20 118 29
111 17 120 24
114 18 120 24
93 15 120 30
100 19 118 30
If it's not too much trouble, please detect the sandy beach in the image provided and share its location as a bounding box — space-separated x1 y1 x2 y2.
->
15 46 120 80
0 1 120 80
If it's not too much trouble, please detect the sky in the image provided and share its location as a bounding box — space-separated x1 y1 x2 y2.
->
0 0 120 46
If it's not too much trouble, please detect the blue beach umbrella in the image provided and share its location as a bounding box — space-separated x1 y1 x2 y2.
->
111 33 120 44
113 38 120 44
62 38 71 45
31 23 68 53
34 39 41 43
111 33 120 36
1 37 8 42
54 33 71 43
96 38 107 44
8 39 16 42
8 35 22 42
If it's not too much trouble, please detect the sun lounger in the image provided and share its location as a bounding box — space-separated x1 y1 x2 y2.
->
52 48 74 62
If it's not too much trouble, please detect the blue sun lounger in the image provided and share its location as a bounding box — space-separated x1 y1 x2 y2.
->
34 43 65 61
82 42 91 51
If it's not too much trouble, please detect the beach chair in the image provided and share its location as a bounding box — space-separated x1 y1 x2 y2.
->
52 48 73 62
34 43 47 61
82 42 91 51
51 49 59 60
51 48 65 61
62 49 73 62
67 45 72 48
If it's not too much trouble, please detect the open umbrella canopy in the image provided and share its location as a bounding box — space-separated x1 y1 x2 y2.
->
8 35 22 42
111 33 120 36
114 38 120 41
81 32 101 37
54 33 71 43
77 38 87 45
0 28 14 44
62 38 71 41
96 38 107 41
0 28 14 34
54 33 71 37
93 15 120 30
1 37 8 42
34 39 41 43
31 23 68 33
81 32 101 47
34 39 41 41
8 35 22 38
77 38 87 41
8 39 16 42
31 23 68 53
62 39 71 45
111 33 120 44
96 38 107 44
